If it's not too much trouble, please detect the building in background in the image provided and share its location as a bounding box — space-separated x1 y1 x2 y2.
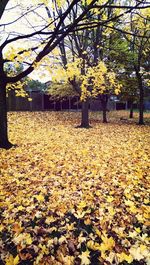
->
7 80 149 112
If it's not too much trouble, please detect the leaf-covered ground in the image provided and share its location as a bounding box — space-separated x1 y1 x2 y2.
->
0 111 150 265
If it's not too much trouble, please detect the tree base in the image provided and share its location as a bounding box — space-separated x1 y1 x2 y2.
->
0 141 17 150
76 124 92 129
129 114 133 119
138 121 145 125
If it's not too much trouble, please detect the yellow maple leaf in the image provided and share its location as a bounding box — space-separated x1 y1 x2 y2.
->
39 244 49 255
14 255 19 265
58 235 67 244
78 201 87 209
62 255 74 265
117 252 133 263
6 255 14 265
45 216 55 224
106 196 114 203
26 234 32 245
17 205 24 211
100 235 115 252
74 210 86 218
84 218 91 225
6 255 19 265
108 206 115 216
79 250 90 265
144 198 149 204
87 240 96 250
129 205 137 213
34 194 45 202
124 199 135 207
135 227 141 233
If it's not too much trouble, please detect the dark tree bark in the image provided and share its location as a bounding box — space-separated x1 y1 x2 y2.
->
80 99 90 128
0 0 9 19
0 80 13 149
100 94 108 123
102 107 107 123
129 100 134 118
136 72 144 125
0 49 13 149
138 78 144 125
130 105 134 119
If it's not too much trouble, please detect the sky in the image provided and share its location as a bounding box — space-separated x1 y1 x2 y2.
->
1 0 51 82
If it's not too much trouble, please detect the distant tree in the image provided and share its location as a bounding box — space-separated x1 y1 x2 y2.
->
48 58 121 121
105 6 150 124
111 10 149 124
46 1 148 125
120 75 138 118
128 11 150 124
27 79 46 92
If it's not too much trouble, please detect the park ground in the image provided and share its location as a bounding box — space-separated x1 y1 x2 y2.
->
0 111 150 265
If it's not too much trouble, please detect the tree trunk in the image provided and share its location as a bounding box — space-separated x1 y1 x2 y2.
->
129 100 134 119
102 107 107 123
0 81 13 149
138 75 144 125
0 0 9 19
101 95 108 123
79 99 90 128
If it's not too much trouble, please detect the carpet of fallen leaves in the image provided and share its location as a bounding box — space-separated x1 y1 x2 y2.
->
0 111 150 265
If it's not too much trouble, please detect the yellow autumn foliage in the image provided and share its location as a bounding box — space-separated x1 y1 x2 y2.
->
49 58 122 101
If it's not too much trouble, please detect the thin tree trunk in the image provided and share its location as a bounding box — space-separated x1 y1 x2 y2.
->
138 75 144 125
101 95 108 123
129 100 134 119
0 81 13 149
79 99 90 128
102 107 107 123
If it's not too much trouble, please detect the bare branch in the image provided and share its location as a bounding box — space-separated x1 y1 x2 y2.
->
94 4 150 9
6 0 99 83
0 19 55 50
0 4 43 28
